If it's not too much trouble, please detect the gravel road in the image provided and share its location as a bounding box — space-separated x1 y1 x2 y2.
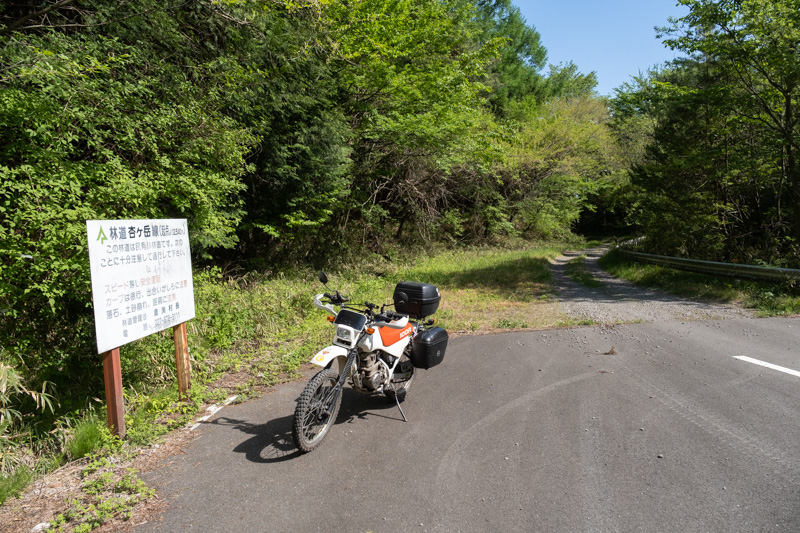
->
550 246 754 324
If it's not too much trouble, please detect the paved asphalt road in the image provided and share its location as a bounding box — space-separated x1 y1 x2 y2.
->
138 317 800 532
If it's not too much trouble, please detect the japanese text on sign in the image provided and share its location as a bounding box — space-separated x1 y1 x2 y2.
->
87 219 196 354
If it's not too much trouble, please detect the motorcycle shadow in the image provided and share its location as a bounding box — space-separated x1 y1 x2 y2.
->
211 388 404 463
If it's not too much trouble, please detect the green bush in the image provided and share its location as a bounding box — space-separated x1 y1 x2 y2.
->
0 31 254 392
0 466 32 505
65 419 106 461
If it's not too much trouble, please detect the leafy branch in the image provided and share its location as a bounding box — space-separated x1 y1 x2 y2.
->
0 0 77 36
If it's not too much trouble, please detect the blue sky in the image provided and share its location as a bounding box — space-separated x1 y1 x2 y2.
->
512 0 690 96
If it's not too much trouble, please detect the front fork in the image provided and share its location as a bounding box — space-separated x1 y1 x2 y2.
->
321 349 357 419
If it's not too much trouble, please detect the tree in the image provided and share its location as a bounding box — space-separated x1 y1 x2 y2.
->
0 18 255 386
498 96 621 238
545 62 598 101
321 0 501 245
612 58 795 264
662 0 800 249
472 0 549 115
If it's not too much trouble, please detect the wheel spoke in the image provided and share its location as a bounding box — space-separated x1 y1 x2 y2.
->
298 377 337 443
293 368 344 453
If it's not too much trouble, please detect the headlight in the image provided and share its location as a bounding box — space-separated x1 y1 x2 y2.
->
336 327 352 341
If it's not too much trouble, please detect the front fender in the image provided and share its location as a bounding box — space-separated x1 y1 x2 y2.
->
311 345 349 374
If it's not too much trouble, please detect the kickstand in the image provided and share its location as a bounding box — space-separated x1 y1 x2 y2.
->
395 395 408 422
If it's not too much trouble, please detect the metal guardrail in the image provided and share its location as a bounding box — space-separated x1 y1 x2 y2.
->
616 249 800 282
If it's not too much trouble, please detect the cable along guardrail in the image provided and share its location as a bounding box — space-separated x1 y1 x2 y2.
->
616 248 800 282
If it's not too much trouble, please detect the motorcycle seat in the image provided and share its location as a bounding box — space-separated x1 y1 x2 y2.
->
374 315 409 329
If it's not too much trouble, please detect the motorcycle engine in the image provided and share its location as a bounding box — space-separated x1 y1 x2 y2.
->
356 352 387 391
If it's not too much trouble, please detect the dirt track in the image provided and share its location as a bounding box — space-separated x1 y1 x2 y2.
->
550 246 753 324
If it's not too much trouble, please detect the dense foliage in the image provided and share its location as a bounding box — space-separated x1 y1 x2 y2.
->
611 0 800 267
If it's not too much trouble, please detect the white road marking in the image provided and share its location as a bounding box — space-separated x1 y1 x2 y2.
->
188 395 239 431
734 356 800 378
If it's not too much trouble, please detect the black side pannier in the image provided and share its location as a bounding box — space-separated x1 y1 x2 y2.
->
393 281 440 319
410 327 448 369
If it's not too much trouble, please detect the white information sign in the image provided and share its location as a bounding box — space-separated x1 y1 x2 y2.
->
86 219 195 354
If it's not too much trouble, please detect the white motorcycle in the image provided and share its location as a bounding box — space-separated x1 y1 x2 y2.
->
292 271 448 453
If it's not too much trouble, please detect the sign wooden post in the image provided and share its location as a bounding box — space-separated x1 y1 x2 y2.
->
173 322 191 396
102 348 126 438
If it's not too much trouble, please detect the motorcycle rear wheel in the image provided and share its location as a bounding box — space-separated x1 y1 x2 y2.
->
292 368 342 453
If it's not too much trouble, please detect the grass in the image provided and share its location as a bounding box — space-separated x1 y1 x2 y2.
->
564 255 604 288
48 455 154 532
400 244 575 332
65 419 106 461
599 248 800 316
0 467 33 505
23 243 576 435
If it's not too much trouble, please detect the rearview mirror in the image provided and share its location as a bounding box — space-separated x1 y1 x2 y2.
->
318 271 328 285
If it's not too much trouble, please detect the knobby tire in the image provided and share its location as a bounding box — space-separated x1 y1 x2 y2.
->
292 368 342 453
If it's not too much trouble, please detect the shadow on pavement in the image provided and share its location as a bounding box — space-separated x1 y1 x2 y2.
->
207 388 404 463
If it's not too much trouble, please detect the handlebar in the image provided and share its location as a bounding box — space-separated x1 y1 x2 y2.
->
320 294 412 323
323 292 349 305
377 309 409 322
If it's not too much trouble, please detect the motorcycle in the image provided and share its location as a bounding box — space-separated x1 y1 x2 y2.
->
292 271 448 453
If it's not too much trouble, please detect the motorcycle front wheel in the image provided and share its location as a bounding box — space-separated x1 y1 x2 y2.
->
292 368 342 453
